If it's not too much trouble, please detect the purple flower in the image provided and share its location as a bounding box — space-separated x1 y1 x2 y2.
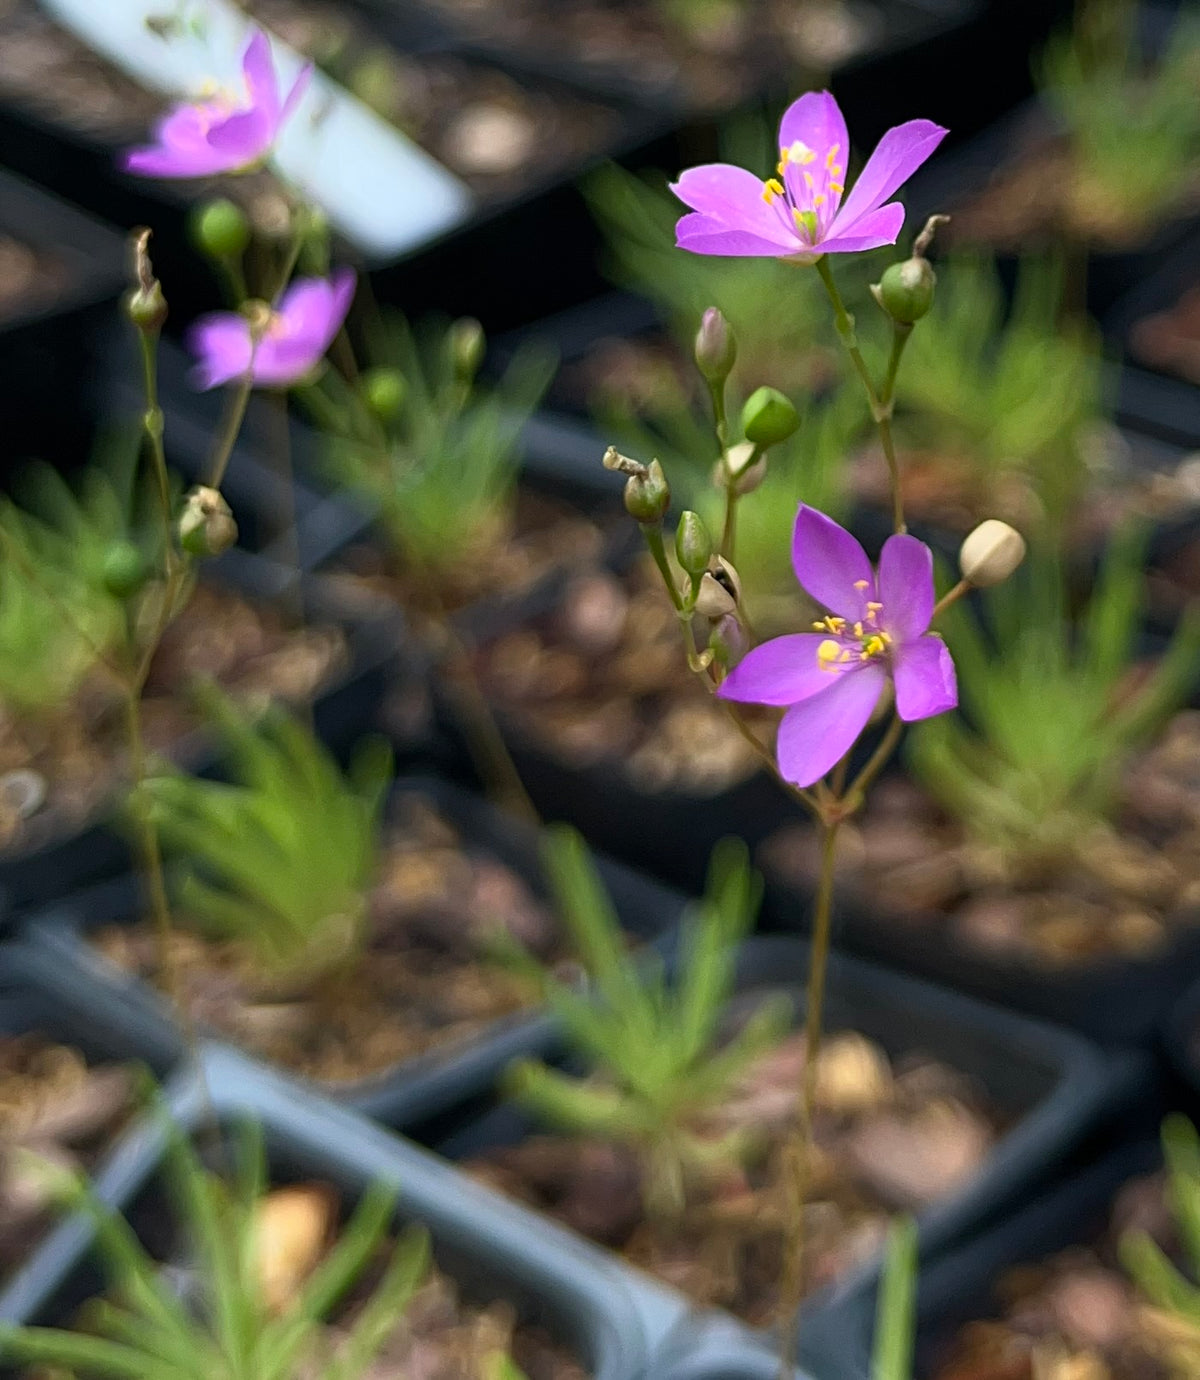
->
124 29 311 179
671 91 947 261
718 506 956 787
188 270 356 390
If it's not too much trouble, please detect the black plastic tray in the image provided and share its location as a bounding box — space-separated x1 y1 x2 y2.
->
427 934 1134 1368
15 774 687 1127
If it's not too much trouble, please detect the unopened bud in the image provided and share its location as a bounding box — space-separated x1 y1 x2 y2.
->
675 511 713 577
959 519 1026 587
178 487 238 557
873 257 936 325
126 230 167 333
101 541 148 599
717 439 768 495
709 613 748 670
447 317 485 382
694 307 737 387
623 458 670 525
363 367 406 422
741 387 799 448
190 198 251 260
694 557 741 618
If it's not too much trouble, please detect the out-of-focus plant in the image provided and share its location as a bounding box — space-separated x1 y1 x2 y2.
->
140 689 391 986
871 1218 918 1380
894 254 1104 526
0 1117 440 1380
504 831 785 1217
908 527 1200 876
1037 0 1200 245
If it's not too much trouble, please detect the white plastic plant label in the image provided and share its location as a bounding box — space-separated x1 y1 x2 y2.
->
41 0 475 259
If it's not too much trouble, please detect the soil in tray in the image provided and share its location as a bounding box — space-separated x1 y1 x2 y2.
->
467 1019 1000 1324
474 554 765 796
760 710 1200 971
90 791 572 1088
409 0 883 110
1131 283 1200 388
0 580 347 859
928 1169 1179 1380
0 1032 137 1283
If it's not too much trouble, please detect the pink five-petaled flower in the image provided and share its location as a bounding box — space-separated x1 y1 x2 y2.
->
123 29 311 179
188 269 356 390
718 506 957 788
671 91 947 262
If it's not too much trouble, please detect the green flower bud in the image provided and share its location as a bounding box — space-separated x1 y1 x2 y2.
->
709 612 748 671
741 386 799 448
178 486 238 558
694 307 737 387
959 519 1026 588
362 367 407 422
873 257 936 325
124 281 167 334
675 510 713 577
190 198 251 261
623 458 670 525
101 540 148 599
447 317 485 382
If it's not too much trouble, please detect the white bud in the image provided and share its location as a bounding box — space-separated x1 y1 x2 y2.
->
694 557 742 618
959 519 1026 587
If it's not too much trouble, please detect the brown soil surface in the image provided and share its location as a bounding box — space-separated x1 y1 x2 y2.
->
0 1034 136 1281
0 580 347 858
469 1024 998 1324
761 711 1200 969
931 1171 1177 1380
91 793 568 1088
1132 284 1200 387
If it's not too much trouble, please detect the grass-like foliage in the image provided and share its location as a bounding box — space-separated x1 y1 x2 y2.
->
306 310 554 582
872 1218 918 1380
1120 1115 1200 1374
140 689 392 983
0 1116 433 1380
908 528 1200 874
505 830 786 1215
0 436 171 718
1038 0 1200 244
895 254 1104 525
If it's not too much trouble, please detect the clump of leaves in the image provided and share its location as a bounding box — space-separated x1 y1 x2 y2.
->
504 830 786 1216
0 1115 437 1380
1038 0 1200 245
1120 1115 1200 1375
302 310 554 585
0 436 171 719
894 254 1105 526
139 688 392 984
907 527 1200 875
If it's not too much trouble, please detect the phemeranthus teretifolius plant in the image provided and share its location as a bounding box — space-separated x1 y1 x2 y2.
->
604 87 1030 1368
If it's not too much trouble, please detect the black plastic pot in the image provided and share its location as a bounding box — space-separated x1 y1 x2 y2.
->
0 167 126 478
427 934 1135 1364
803 1130 1164 1380
15 774 687 1127
0 1039 702 1377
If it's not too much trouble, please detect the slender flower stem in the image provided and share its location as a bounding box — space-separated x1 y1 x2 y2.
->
721 482 740 562
644 526 684 612
206 372 256 491
845 711 904 806
777 815 841 1380
137 332 173 543
814 256 907 535
932 578 971 623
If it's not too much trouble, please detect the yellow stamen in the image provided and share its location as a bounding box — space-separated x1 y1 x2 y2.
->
814 194 826 207
829 180 844 194
784 140 817 166
762 177 784 204
853 579 870 591
863 634 887 658
825 144 841 171
853 621 864 638
816 638 842 670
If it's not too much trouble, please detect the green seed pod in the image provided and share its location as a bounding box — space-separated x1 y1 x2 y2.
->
874 257 936 324
190 198 251 261
675 510 713 577
694 307 737 388
624 458 670 525
362 367 407 422
101 540 148 599
741 386 800 448
447 318 486 382
178 486 238 558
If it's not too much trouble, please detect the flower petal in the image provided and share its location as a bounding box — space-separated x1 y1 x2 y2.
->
893 636 957 722
187 314 254 389
675 217 801 257
815 202 906 255
280 62 314 126
206 107 273 163
792 505 875 621
241 29 281 121
670 165 797 244
831 119 948 234
878 533 935 640
776 665 886 787
717 634 845 707
778 91 848 172
779 90 849 231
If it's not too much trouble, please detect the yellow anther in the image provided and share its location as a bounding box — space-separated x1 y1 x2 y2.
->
827 615 845 631
864 635 887 657
825 144 841 170
814 194 826 207
853 621 864 638
803 170 815 190
816 638 842 670
785 140 817 165
829 181 845 194
853 579 870 591
762 178 784 204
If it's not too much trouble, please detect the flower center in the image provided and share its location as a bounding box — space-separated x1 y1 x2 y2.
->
761 140 846 244
812 603 891 672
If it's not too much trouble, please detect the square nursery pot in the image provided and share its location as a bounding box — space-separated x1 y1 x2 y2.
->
0 548 398 918
800 1127 1166 1380
0 166 125 477
424 934 1135 1368
0 1039 695 1378
14 775 688 1128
